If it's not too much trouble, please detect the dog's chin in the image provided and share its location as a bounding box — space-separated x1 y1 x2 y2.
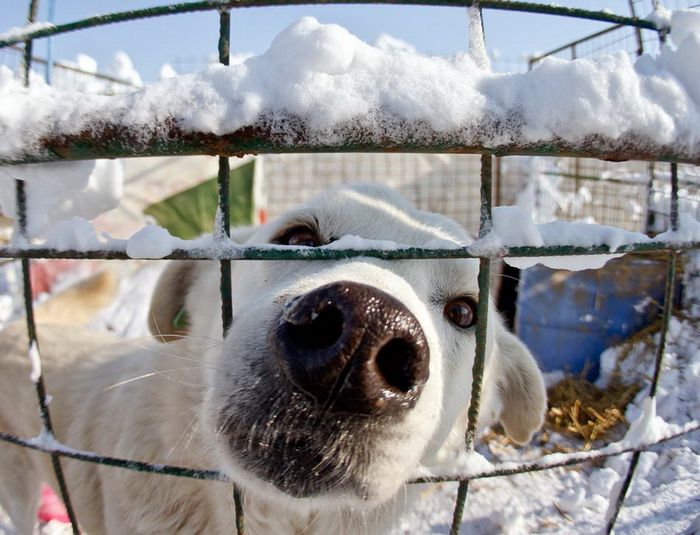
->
214 378 406 504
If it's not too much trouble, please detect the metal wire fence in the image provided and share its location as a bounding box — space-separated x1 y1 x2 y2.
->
526 0 700 236
0 2 699 535
0 44 137 95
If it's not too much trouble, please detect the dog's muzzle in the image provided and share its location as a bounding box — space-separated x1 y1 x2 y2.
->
273 281 430 416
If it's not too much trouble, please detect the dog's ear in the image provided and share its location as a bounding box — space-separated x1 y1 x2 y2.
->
148 260 198 343
492 324 546 444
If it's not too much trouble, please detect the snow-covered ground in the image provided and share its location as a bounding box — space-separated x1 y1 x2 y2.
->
395 254 700 534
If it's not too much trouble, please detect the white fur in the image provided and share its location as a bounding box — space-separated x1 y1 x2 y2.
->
0 184 545 534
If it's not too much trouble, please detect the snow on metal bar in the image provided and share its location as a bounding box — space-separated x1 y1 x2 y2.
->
408 421 700 484
2 15 698 167
1 241 699 262
2 422 696 486
0 1 657 49
4 125 700 167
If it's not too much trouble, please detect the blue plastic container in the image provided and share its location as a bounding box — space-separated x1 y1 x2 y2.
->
515 254 676 380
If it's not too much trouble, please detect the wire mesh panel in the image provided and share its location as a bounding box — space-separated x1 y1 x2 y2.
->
263 153 485 233
0 2 699 535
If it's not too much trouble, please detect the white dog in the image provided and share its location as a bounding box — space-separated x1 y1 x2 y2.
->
0 184 545 534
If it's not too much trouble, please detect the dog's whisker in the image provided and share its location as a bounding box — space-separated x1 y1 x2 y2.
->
149 312 225 347
102 366 208 392
125 342 220 369
103 372 159 391
169 414 202 460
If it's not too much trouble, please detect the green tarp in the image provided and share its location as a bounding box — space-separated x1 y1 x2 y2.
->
144 160 255 239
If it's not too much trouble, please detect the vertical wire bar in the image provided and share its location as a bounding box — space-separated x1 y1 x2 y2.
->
450 154 493 535
23 0 40 85
449 482 469 535
605 252 676 534
218 155 233 332
216 9 244 534
627 0 644 56
606 165 678 533
18 1 81 533
45 0 56 84
644 163 656 235
670 163 679 234
218 9 231 66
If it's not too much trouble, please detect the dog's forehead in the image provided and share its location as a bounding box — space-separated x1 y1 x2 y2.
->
307 185 470 247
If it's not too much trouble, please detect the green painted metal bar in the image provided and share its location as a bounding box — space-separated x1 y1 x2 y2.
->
627 0 645 57
450 154 493 534
606 163 679 532
409 422 700 484
215 9 245 533
449 481 469 535
2 420 696 488
22 0 40 84
0 430 227 481
17 2 81 532
477 153 493 239
0 240 698 262
606 452 641 534
605 251 678 533
0 1 658 50
670 163 680 233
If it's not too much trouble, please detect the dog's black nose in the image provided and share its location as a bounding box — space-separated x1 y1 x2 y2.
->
274 281 429 416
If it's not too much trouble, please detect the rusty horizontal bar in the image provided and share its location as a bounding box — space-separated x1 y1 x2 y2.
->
3 119 700 166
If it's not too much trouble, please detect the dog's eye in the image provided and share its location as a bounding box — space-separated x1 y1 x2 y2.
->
276 226 322 247
444 298 477 328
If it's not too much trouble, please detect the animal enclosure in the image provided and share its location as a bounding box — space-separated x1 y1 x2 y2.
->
1 1 700 534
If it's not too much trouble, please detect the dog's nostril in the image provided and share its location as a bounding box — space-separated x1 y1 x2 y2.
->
375 338 417 393
275 281 430 416
285 306 344 350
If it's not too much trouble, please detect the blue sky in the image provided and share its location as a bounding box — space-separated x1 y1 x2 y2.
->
3 1 655 80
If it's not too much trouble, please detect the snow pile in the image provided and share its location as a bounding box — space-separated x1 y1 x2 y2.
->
483 204 653 270
44 217 105 251
124 225 176 259
374 33 417 54
159 63 178 80
0 160 123 238
107 51 142 87
657 212 700 242
52 51 141 94
2 13 700 161
28 340 42 383
325 234 401 251
620 396 679 448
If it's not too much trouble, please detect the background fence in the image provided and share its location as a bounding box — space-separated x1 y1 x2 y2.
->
1 2 699 535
